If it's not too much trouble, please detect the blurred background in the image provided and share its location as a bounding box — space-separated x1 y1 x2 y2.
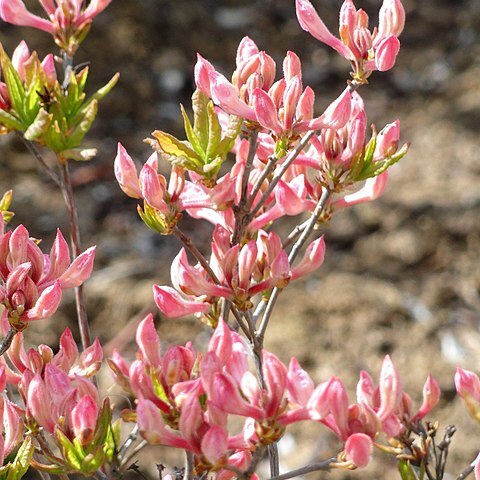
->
1 0 480 478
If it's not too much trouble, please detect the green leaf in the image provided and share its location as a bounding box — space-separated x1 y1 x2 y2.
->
206 101 222 160
0 190 12 211
5 436 34 480
60 148 97 161
180 103 204 156
212 114 242 157
65 99 98 148
81 448 105 475
397 459 419 480
152 130 203 170
192 89 209 149
56 430 83 471
23 108 52 141
85 72 119 105
0 110 23 131
0 46 27 124
90 398 112 451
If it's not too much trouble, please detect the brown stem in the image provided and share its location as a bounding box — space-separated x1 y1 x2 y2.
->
15 133 61 187
232 130 258 244
184 451 194 480
266 457 337 480
456 456 477 480
0 327 16 357
59 158 92 349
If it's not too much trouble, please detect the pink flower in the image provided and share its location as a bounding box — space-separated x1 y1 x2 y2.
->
296 0 405 80
344 433 373 468
0 0 112 54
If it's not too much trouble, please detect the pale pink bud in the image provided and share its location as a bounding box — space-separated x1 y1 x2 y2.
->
26 280 62 321
333 171 389 209
356 370 375 406
258 52 276 91
140 164 169 213
309 87 352 131
0 0 55 33
58 246 96 289
41 54 57 85
328 377 350 440
6 263 31 297
251 89 282 136
44 364 73 404
55 328 78 371
283 51 302 82
11 41 30 81
153 285 210 318
296 86 315 122
295 0 350 58
9 225 29 268
374 120 400 160
212 373 263 419
178 392 202 446
136 314 161 369
137 399 189 448
238 241 257 292
377 355 402 421
71 395 98 445
78 337 103 374
283 76 302 130
291 236 326 280
210 72 256 121
194 54 215 94
413 375 440 421
48 230 71 279
308 379 332 420
344 433 373 468
287 357 314 406
208 319 232 366
263 351 287 417
374 35 400 72
377 0 405 40
27 374 55 432
456 368 480 401
114 143 142 199
78 0 112 24
3 400 22 457
201 426 228 466
236 37 259 66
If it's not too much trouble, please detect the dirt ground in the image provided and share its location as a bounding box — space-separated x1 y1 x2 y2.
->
1 0 480 478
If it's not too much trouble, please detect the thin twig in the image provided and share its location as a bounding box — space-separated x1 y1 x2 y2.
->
184 451 194 480
0 327 16 357
456 456 477 480
245 154 278 212
267 457 337 480
282 218 309 249
15 133 61 187
59 158 92 350
268 443 280 477
120 440 148 470
118 424 139 460
256 187 331 339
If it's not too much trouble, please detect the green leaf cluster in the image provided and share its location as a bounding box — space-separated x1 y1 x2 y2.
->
398 459 426 480
34 399 118 476
0 190 14 223
152 90 242 182
0 437 34 480
0 44 118 161
349 128 410 182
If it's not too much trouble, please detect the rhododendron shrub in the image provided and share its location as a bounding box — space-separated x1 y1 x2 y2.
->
0 0 476 479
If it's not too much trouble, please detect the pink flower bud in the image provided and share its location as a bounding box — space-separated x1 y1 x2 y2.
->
291 236 326 280
252 89 282 136
47 230 71 280
71 395 98 445
153 285 210 318
377 0 405 39
308 379 332 420
333 171 389 209
137 399 189 448
455 367 480 420
11 41 30 81
0 0 55 33
136 314 161 369
26 280 62 321
308 87 352 131
209 72 256 121
9 225 29 268
78 0 112 24
283 51 302 82
27 374 55 432
194 54 215 95
283 76 302 130
58 246 96 289
139 164 169 213
413 375 440 421
236 37 259 66
55 328 78 371
374 35 400 72
287 357 314 406
377 355 402 421
375 120 400 160
208 319 232 366
41 54 57 85
114 144 142 199
78 337 103 375
201 426 228 466
263 351 287 417
344 433 373 468
295 0 350 58
3 400 22 457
